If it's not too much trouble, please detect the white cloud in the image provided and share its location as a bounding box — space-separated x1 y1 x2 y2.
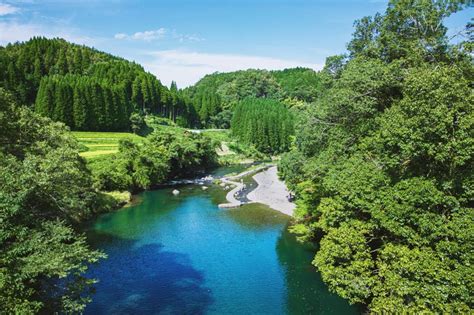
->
114 28 167 41
171 30 204 43
142 50 323 88
114 28 204 43
0 3 19 16
114 33 127 40
0 21 96 46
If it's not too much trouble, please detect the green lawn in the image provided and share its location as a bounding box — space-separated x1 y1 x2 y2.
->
71 131 143 159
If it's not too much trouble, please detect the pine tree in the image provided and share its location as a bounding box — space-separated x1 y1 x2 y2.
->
131 77 143 112
33 58 42 87
1 37 197 130
55 49 68 75
72 49 83 74
72 85 87 130
231 98 293 154
35 78 55 118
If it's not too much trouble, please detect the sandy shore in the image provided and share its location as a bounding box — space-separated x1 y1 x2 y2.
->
218 165 270 208
247 166 295 216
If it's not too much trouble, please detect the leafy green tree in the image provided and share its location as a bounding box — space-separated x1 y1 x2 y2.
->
182 68 321 127
129 112 145 134
91 127 218 192
0 88 105 313
279 1 473 312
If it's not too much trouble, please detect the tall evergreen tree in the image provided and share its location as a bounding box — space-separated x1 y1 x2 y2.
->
231 98 294 154
72 85 87 130
1 37 199 130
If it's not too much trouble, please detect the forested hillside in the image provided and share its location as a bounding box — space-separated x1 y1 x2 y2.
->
0 37 196 131
0 38 320 131
231 98 294 154
279 0 473 312
183 67 321 127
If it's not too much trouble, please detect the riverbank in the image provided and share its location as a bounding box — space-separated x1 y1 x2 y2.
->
218 164 271 208
217 164 295 216
84 179 357 315
247 166 295 216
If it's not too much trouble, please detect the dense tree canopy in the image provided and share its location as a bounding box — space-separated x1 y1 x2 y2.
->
0 88 105 313
279 0 473 312
231 98 294 154
0 86 218 312
1 38 320 131
0 37 197 130
89 127 218 192
271 67 322 103
183 68 321 127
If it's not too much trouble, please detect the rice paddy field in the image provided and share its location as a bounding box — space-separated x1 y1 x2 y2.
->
72 131 143 159
71 128 261 164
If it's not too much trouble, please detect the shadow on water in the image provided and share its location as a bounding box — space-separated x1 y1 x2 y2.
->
223 203 289 231
83 179 359 314
276 226 361 315
85 231 213 315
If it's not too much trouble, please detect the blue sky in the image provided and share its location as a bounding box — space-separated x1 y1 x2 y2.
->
0 0 471 87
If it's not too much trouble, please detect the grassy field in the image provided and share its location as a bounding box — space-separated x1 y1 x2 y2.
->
71 128 264 163
71 131 143 159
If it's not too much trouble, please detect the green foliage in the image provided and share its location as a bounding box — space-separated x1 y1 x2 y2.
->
90 127 218 191
231 98 294 154
198 129 265 164
72 130 143 159
226 141 265 160
183 68 322 127
314 221 376 304
129 111 146 134
209 109 233 129
0 37 322 130
0 88 105 313
279 1 473 312
271 67 322 102
278 149 306 191
347 0 470 62
0 37 198 130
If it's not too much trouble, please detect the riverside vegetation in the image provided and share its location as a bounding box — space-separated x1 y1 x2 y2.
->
0 0 473 313
0 89 218 312
279 0 473 312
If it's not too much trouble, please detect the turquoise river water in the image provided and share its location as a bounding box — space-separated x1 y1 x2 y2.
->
84 167 359 314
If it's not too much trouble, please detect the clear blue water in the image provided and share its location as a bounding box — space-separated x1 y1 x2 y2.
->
84 169 359 314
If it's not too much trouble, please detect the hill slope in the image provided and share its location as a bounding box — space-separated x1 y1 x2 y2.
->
0 37 196 131
183 67 322 127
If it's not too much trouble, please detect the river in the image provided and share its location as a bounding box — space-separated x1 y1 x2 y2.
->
84 166 359 314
